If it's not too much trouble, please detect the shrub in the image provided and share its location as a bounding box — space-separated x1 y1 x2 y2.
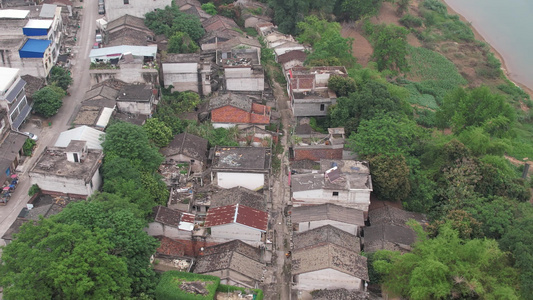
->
22 138 36 156
400 14 423 28
155 271 220 300
28 184 40 196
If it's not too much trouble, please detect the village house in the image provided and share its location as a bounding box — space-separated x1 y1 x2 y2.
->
218 48 264 92
147 205 196 240
216 36 261 60
207 93 270 129
104 0 171 22
199 15 242 51
238 125 275 147
290 203 365 236
176 0 211 22
211 146 271 191
115 83 156 115
0 109 26 186
54 126 105 150
292 127 345 161
204 204 268 246
291 225 368 292
29 141 103 198
194 240 265 289
192 186 266 217
276 49 306 71
364 205 427 253
89 45 158 85
0 67 31 130
72 83 118 129
0 4 64 78
103 14 155 47
286 66 347 118
161 53 211 95
291 159 373 213
160 133 208 174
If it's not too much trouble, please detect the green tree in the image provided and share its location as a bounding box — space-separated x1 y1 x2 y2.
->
327 75 357 97
49 66 72 91
54 201 160 297
168 31 199 53
144 5 205 40
296 15 341 47
102 122 164 171
436 86 516 134
32 85 65 118
346 113 424 158
368 154 411 202
201 2 217 15
143 118 173 147
371 24 409 73
0 219 131 299
374 223 520 299
340 0 383 21
305 28 356 68
396 0 410 15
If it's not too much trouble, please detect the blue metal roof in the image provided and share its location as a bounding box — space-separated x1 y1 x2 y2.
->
19 39 51 58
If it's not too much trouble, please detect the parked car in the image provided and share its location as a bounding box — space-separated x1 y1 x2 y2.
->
22 132 38 141
96 34 103 43
98 0 104 4
98 4 105 14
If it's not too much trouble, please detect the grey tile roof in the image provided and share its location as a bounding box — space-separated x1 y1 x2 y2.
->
209 186 265 211
369 206 426 227
161 133 208 162
208 93 252 112
293 225 361 251
292 243 368 281
364 224 417 253
202 239 262 262
290 204 365 226
194 246 264 281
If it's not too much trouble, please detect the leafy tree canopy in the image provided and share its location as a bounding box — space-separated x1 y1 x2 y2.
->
168 31 199 54
102 122 164 171
32 85 65 118
0 219 131 299
143 118 173 148
49 66 72 91
339 0 383 21
201 2 217 15
374 223 520 300
145 4 205 40
296 15 341 47
436 86 516 135
370 23 410 73
328 75 357 97
368 154 411 202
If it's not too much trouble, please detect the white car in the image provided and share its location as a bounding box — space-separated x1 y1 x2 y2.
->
22 132 38 141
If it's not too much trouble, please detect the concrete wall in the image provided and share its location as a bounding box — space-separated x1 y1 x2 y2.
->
225 68 264 92
30 173 95 197
292 189 370 212
282 59 304 72
216 172 264 190
162 65 199 92
88 168 102 195
296 220 358 236
295 268 362 291
116 100 152 115
89 66 158 85
147 222 192 239
293 100 333 117
105 0 172 22
210 223 263 243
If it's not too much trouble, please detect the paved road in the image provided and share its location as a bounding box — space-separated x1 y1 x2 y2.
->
0 0 99 246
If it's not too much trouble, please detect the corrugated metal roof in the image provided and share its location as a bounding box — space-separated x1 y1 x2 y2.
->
89 45 157 58
19 39 51 58
24 19 53 29
0 10 29 19
96 107 114 128
39 4 58 19
54 126 105 150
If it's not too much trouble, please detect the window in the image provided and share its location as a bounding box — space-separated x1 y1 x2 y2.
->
320 104 325 111
332 191 339 196
124 0 129 4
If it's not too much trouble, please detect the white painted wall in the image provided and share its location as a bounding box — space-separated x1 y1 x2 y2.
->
105 0 172 22
210 223 263 243
116 100 152 115
147 222 192 239
296 220 358 236
216 172 264 190
162 64 199 92
295 268 363 291
212 122 236 129
224 67 264 91
292 189 370 212
30 173 98 197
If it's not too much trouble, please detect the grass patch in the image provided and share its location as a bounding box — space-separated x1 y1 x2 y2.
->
217 284 263 300
155 271 220 300
508 123 533 160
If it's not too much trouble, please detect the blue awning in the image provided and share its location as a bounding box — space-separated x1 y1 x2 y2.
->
19 39 51 58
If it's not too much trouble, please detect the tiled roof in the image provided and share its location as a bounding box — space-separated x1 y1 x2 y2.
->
161 133 208 161
156 236 186 256
153 206 195 231
277 49 307 64
208 93 251 111
84 85 120 102
106 14 150 32
292 243 368 281
204 204 268 231
210 187 265 211
202 15 238 32
220 36 261 50
290 204 365 226
293 225 360 251
369 205 427 227
194 249 264 281
364 224 417 253
202 239 262 262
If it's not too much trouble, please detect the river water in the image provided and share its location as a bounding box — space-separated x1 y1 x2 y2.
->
443 0 533 90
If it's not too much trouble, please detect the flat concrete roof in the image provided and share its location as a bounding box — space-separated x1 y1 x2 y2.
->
30 147 103 182
0 67 19 93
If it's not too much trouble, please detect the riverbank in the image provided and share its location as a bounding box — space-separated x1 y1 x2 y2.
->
443 0 533 98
